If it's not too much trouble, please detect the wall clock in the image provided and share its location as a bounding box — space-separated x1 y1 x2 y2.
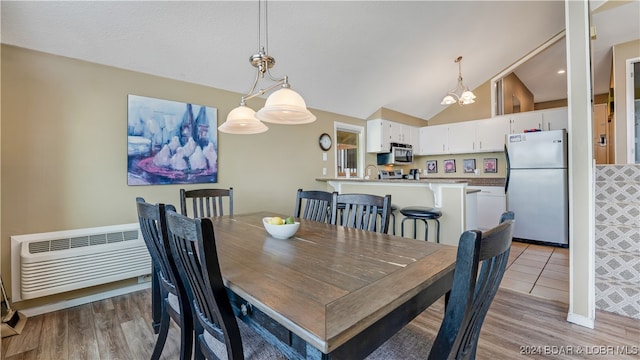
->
319 133 332 151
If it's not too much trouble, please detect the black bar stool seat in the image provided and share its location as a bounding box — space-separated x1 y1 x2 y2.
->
400 206 442 242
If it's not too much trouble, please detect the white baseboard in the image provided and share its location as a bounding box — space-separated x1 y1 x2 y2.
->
19 283 151 317
566 312 595 329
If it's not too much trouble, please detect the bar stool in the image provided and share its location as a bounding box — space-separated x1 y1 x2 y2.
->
400 206 442 243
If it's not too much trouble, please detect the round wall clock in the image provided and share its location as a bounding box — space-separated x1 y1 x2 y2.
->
319 133 332 151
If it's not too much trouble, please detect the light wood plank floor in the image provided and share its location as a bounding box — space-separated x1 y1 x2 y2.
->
2 286 638 359
501 241 570 303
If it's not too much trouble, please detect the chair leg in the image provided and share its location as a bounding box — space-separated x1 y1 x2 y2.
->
390 212 396 235
178 302 194 360
424 219 429 241
435 219 440 243
151 306 170 360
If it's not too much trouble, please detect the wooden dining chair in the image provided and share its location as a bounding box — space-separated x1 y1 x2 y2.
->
334 193 392 233
294 189 337 223
180 187 233 218
165 210 288 360
136 198 193 360
366 212 515 360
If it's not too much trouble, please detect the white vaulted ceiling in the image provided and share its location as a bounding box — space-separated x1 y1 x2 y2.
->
2 1 638 121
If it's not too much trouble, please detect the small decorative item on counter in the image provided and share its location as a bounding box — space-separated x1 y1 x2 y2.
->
463 159 476 173
426 160 437 174
444 159 456 173
484 158 498 173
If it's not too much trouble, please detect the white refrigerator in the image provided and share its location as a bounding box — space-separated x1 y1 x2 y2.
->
505 129 569 247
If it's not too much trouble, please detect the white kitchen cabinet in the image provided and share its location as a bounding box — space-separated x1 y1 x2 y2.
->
367 119 416 153
476 116 511 152
509 111 543 133
419 125 448 155
468 186 506 230
447 122 477 154
366 119 391 153
390 122 412 144
410 126 420 151
542 107 568 131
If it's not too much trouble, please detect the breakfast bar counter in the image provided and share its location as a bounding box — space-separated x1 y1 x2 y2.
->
316 178 474 246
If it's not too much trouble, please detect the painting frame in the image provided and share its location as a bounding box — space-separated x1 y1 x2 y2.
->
484 158 498 173
463 159 476 173
127 94 219 186
426 160 438 174
444 159 456 173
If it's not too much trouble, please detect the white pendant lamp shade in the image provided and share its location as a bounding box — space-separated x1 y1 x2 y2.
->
440 95 456 105
255 88 317 124
218 105 268 134
441 56 476 106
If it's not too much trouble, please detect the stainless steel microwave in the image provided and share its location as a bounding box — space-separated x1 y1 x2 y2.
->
376 143 413 165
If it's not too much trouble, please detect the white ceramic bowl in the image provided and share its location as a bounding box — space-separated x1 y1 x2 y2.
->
262 217 300 239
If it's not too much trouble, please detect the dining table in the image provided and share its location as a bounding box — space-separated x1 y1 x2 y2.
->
191 211 458 360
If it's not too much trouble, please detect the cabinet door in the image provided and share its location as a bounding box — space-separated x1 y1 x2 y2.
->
366 119 391 153
469 186 507 230
420 125 448 155
476 116 510 152
389 122 413 144
410 126 420 150
509 112 543 133
542 107 568 131
447 122 476 154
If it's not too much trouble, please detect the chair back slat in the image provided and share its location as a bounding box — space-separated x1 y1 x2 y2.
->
334 193 391 233
180 188 233 218
294 189 337 223
165 210 244 360
429 213 514 360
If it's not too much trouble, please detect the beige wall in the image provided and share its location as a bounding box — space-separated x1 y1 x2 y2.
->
0 45 364 307
613 39 640 163
502 72 535 114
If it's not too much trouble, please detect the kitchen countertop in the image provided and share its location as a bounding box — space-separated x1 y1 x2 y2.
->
316 177 505 187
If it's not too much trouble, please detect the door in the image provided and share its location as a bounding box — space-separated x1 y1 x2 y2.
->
507 168 568 245
506 130 567 169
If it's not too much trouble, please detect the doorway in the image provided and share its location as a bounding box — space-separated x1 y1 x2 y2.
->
628 59 640 163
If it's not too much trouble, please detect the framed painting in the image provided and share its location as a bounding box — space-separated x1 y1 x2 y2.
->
484 158 498 173
127 94 218 185
426 160 437 174
463 159 476 173
444 159 456 173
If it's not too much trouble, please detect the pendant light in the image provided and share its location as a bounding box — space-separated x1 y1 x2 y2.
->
219 0 315 134
441 56 476 105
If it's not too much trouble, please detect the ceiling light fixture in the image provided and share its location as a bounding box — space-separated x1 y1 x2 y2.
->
441 56 476 106
218 0 316 134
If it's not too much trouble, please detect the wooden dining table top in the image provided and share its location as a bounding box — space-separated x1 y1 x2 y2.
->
208 211 458 355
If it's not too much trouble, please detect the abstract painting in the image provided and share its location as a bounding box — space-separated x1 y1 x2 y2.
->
127 94 218 185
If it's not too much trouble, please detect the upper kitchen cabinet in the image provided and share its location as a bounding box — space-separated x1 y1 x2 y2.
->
509 111 543 133
389 122 413 144
541 107 568 131
476 116 512 152
447 122 477 154
366 119 392 153
418 125 448 155
367 119 417 153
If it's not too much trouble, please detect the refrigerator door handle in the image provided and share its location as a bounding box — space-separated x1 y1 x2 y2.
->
504 144 511 194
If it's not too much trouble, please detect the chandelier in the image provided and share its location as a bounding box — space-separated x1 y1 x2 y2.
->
441 56 476 106
218 0 316 134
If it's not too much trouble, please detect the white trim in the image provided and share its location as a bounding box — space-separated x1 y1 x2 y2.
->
333 122 365 178
566 312 595 329
19 283 151 317
491 31 566 117
626 57 639 164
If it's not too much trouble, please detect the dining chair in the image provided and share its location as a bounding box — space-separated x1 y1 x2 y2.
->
165 209 288 360
294 189 337 223
334 193 392 233
366 212 515 360
136 198 193 360
180 187 233 218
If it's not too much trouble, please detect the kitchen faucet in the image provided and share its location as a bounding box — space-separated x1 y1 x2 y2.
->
365 164 380 179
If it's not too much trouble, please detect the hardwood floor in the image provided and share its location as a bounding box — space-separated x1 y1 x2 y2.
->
2 286 638 359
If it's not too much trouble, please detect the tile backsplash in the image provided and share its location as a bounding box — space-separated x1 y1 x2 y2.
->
594 165 640 319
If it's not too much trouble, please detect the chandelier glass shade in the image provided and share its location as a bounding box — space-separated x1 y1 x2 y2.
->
218 0 315 134
441 56 476 106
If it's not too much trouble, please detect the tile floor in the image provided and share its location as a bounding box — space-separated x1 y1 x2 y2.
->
500 241 570 303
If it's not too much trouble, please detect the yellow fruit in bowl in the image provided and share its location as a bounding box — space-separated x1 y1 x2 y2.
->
269 216 284 225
